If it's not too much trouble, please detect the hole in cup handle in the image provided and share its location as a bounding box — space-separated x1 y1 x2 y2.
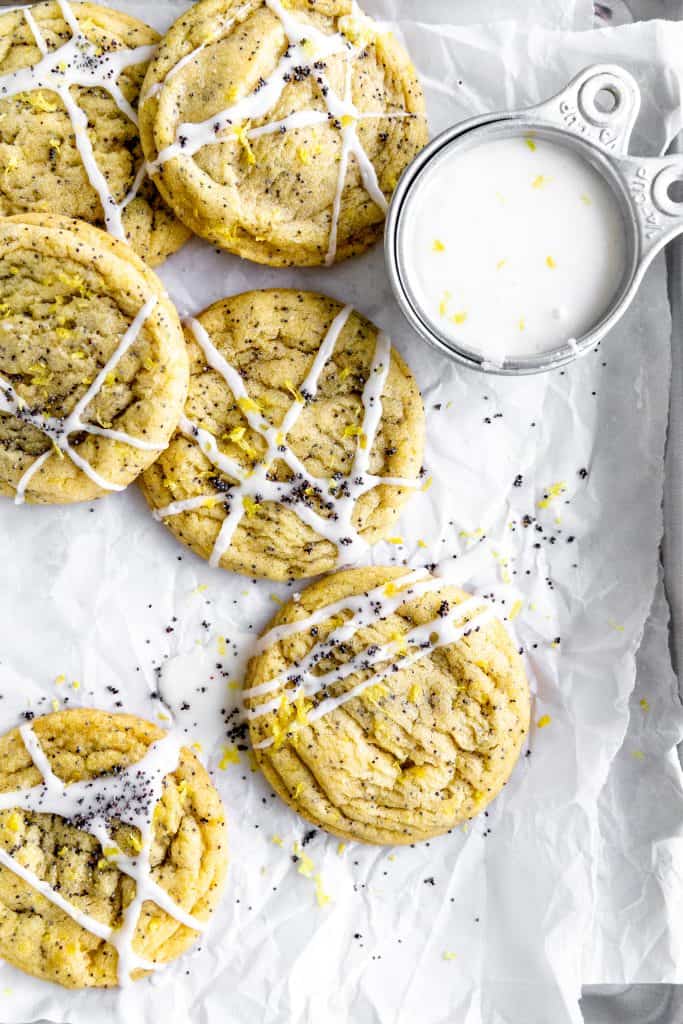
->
530 64 641 156
620 155 683 266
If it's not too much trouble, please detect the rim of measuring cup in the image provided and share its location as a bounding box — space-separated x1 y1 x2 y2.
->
385 116 640 376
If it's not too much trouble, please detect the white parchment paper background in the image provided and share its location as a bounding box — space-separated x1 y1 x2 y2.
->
1 2 683 1023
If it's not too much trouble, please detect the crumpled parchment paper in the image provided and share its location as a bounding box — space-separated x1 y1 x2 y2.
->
0 3 682 1023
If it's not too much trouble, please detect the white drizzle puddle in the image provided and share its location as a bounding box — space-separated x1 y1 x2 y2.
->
1 0 156 239
153 308 419 568
0 724 206 985
243 570 495 748
0 295 162 503
147 0 417 264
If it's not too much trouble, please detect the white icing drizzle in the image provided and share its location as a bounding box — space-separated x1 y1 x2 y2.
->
243 572 495 748
0 0 156 239
147 0 417 264
0 295 162 504
153 309 419 569
0 724 206 985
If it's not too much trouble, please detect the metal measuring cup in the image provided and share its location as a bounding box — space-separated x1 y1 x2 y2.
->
385 65 683 375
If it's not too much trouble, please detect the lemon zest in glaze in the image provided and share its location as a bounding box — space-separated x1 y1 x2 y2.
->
271 835 283 847
496 258 507 270
337 842 347 855
639 697 650 712
54 674 65 685
432 239 445 253
508 599 523 621
442 951 458 961
580 193 592 205
217 635 227 656
452 311 467 325
531 174 546 189
218 745 240 769
71 680 80 690
518 318 526 331
387 536 403 545
525 138 537 151
632 749 645 761
459 527 484 540
340 114 356 129
537 714 551 729
545 255 557 269
227 425 258 458
608 619 625 632
417 539 427 549
408 683 422 703
439 290 452 316
537 481 566 509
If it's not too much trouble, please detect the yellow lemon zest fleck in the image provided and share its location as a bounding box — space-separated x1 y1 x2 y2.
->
191 741 203 753
337 842 346 855
103 846 120 859
537 714 551 729
233 120 256 164
508 599 523 621
632 749 645 761
293 842 314 878
242 496 260 517
128 834 142 853
365 682 390 704
518 318 526 331
27 92 59 113
340 114 356 129
438 290 452 317
525 138 537 151
217 635 227 656
237 396 261 415
531 174 546 189
218 745 240 769
496 258 507 270
297 145 311 165
283 379 304 404
639 697 650 712
608 619 625 632
338 13 375 47
343 424 367 449
51 698 60 712
459 527 484 540
5 812 21 832
388 536 403 545
227 425 258 458
546 255 557 269
339 365 352 381
408 682 422 703
432 239 445 252
292 782 304 799
580 193 592 205
314 873 331 907
271 835 284 847
55 673 66 686
452 311 467 325
71 680 80 690
27 363 52 387
443 951 458 961
417 539 427 549
537 481 566 509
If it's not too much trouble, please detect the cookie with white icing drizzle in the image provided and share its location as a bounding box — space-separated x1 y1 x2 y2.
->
0 708 227 988
140 289 425 581
244 566 530 845
0 0 190 266
0 214 188 505
139 0 428 266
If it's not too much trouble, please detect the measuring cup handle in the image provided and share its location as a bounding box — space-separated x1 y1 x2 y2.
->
529 65 641 156
616 154 683 267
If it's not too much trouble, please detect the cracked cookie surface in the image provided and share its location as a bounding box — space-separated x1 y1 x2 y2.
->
0 1 190 265
0 708 227 988
140 0 428 266
0 214 188 505
244 566 530 845
140 288 425 581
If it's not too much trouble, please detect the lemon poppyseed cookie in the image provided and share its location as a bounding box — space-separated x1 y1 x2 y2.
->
0 214 189 505
0 0 190 266
244 566 530 845
0 708 227 988
140 289 425 581
140 0 428 266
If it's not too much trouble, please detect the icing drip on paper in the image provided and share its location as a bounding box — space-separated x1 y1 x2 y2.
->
147 0 416 263
0 724 206 985
243 571 494 748
0 0 156 239
0 295 162 503
153 309 419 568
